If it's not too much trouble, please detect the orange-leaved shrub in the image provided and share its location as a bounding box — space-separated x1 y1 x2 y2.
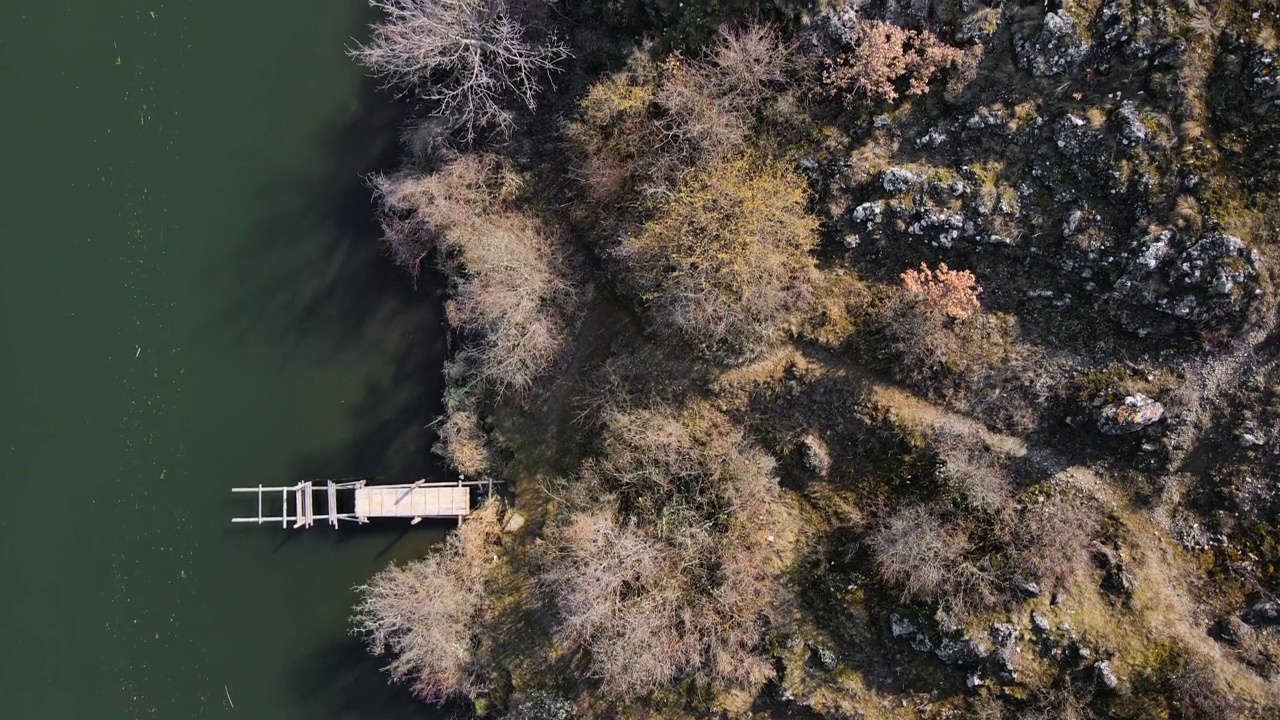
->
900 262 982 320
822 20 963 103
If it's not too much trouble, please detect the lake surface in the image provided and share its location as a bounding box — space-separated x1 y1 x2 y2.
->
0 2 454 718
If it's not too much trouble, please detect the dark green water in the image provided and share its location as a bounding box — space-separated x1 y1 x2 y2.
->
1 2 453 718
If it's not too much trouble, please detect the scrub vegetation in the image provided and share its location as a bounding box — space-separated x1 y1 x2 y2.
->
348 1 1280 718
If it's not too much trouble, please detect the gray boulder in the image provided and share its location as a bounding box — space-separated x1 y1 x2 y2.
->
1094 660 1120 691
800 432 832 477
890 613 917 639
1241 598 1280 626
1015 11 1088 77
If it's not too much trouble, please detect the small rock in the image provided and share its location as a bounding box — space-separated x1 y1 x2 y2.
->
966 672 984 689
1015 581 1042 599
1063 209 1083 237
808 642 839 670
1065 639 1091 664
1239 432 1265 448
1031 611 1051 633
890 613 917 639
1098 394 1165 434
1214 615 1252 644
881 167 920 193
503 512 526 534
990 623 1019 649
799 433 832 477
911 634 935 653
1094 660 1120 691
1241 598 1280 626
936 637 989 667
1102 563 1135 596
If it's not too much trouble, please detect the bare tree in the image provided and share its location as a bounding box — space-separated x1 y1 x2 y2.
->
543 405 783 699
373 155 579 395
352 0 570 140
618 156 820 356
351 500 501 702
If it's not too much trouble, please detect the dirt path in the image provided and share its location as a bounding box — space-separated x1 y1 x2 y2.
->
785 345 1278 705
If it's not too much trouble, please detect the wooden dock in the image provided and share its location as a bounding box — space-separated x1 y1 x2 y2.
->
231 479 483 528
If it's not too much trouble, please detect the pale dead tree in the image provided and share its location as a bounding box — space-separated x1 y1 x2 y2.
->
543 406 782 699
351 500 501 702
352 0 570 140
372 155 579 395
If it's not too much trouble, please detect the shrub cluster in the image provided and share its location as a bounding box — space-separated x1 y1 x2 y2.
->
868 429 1099 617
374 155 579 396
543 405 783 698
617 156 819 355
351 501 502 702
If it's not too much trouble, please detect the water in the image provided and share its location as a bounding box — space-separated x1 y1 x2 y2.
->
0 2 453 718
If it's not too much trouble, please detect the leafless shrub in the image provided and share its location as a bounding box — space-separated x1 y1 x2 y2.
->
351 0 570 140
1235 624 1280 674
433 409 493 477
373 155 578 394
566 53 667 206
351 500 501 702
930 427 1014 516
617 156 819 356
544 406 783 698
1167 653 1247 720
1010 490 1100 589
568 24 797 206
657 24 795 156
823 20 963 103
869 504 973 601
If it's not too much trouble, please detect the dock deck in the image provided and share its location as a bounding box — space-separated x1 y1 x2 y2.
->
354 485 470 518
231 479 483 528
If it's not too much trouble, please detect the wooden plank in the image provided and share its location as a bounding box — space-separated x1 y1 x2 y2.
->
327 481 338 528
293 486 305 528
281 488 289 528
256 485 263 524
305 482 314 528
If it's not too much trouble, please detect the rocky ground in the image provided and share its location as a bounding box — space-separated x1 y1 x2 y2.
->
367 1 1280 718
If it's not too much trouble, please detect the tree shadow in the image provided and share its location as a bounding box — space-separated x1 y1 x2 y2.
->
221 63 453 485
291 637 469 720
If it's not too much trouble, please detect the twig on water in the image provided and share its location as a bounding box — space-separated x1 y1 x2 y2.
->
223 684 235 709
